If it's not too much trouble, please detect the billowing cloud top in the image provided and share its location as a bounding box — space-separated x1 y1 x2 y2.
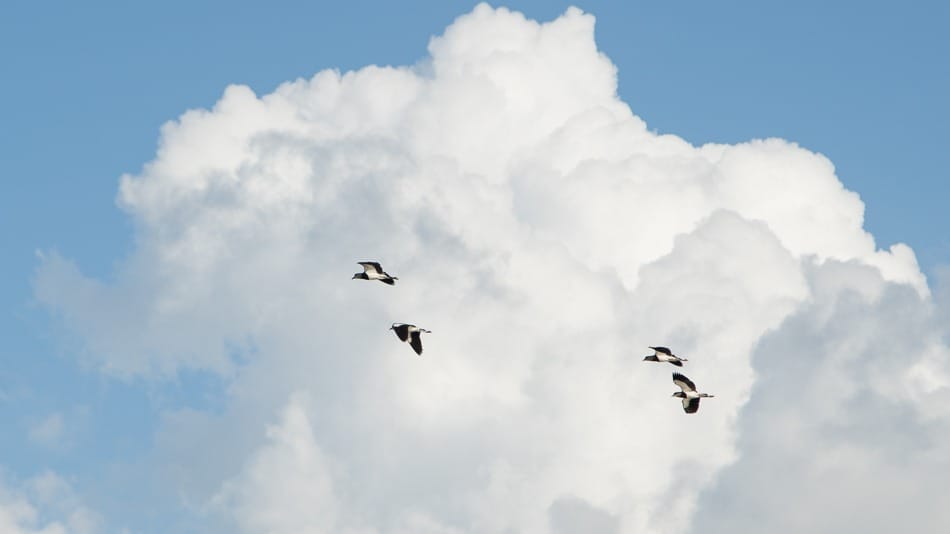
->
34 4 950 533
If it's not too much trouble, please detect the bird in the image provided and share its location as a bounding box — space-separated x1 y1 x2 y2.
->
352 261 398 285
642 346 687 367
390 323 431 355
671 372 714 414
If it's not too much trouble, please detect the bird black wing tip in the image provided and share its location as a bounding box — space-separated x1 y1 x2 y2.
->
684 398 700 413
392 324 410 341
672 372 696 391
410 331 424 355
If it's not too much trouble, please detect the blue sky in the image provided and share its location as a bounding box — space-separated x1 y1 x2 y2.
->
1 1 948 532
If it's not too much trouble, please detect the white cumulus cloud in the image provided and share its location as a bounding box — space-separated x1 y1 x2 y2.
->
34 3 949 533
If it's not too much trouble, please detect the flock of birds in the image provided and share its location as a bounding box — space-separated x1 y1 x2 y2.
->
643 346 715 413
352 261 430 355
354 261 715 414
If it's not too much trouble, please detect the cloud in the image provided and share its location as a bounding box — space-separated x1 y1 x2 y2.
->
688 261 950 533
210 394 344 533
0 471 101 534
33 3 949 533
548 496 619 534
28 413 64 449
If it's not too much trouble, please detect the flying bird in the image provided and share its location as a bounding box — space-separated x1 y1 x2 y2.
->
390 323 431 355
353 261 398 285
643 346 687 367
671 372 714 414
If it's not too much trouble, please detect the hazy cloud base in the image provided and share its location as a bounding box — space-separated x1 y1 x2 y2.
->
34 4 949 533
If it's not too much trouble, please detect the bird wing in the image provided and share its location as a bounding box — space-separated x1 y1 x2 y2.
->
683 397 700 414
359 262 384 275
672 372 696 393
392 324 410 342
409 330 424 355
651 346 673 356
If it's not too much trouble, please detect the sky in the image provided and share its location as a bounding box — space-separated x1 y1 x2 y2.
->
1 1 949 533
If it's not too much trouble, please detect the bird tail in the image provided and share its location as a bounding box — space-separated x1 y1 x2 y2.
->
670 360 683 367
